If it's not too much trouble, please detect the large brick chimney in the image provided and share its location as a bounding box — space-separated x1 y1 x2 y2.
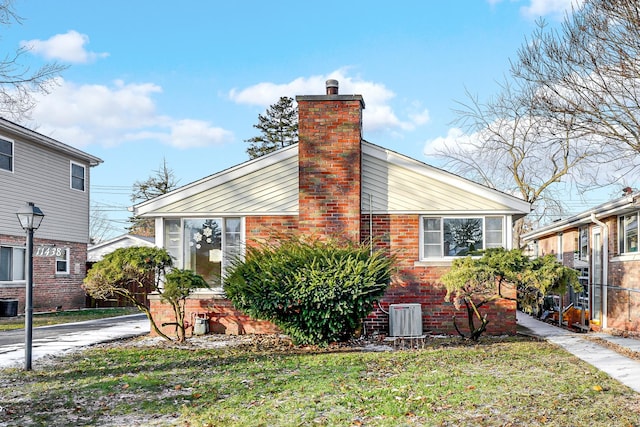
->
296 80 365 241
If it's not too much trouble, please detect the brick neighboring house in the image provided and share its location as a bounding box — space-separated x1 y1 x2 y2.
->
522 190 640 334
133 80 530 338
0 118 102 314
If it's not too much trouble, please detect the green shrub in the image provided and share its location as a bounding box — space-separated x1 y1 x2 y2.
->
224 237 395 345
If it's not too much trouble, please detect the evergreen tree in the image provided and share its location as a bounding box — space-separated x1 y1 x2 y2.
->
245 96 298 159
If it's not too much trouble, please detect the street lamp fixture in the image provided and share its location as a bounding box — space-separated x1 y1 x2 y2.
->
16 202 44 370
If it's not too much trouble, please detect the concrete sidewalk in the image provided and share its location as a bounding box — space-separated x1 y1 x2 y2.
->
0 314 150 370
517 311 640 393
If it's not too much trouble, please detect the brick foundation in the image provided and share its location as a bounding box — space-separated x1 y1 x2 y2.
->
148 292 279 338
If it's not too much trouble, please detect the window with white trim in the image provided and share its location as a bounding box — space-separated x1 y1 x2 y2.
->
55 248 69 274
163 217 243 288
71 162 85 191
421 216 505 258
619 212 638 254
0 138 12 171
0 246 25 282
577 226 589 261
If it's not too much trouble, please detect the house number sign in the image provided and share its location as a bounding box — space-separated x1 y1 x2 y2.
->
34 246 64 257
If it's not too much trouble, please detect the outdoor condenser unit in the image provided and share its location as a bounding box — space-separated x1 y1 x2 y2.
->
389 303 423 337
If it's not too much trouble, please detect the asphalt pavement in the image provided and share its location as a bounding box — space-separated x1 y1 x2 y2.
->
0 313 149 369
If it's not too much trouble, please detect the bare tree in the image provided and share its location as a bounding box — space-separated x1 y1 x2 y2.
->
129 159 179 236
89 202 116 244
436 78 615 246
513 0 640 161
0 0 67 121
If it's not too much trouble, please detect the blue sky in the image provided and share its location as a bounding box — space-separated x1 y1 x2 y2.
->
5 0 588 239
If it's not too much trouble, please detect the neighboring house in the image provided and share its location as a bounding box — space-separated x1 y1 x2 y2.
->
86 234 156 308
0 118 102 314
87 234 155 263
522 190 640 334
133 81 530 337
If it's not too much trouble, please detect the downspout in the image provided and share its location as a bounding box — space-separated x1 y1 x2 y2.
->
591 213 608 329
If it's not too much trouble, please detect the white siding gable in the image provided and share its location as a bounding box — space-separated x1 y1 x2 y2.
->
361 142 530 216
134 142 530 219
135 145 299 217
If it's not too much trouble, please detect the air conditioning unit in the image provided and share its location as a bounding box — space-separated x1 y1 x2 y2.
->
389 303 423 337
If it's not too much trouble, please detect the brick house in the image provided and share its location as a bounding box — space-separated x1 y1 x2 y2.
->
133 80 530 338
522 190 640 334
0 118 102 314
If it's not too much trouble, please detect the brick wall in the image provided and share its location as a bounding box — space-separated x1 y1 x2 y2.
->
364 215 516 336
245 215 298 246
0 234 87 314
149 293 279 339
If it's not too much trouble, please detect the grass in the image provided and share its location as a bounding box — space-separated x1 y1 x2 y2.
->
0 307 140 331
0 335 638 426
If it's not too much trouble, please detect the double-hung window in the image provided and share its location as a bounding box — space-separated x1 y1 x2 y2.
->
422 216 505 259
55 248 70 274
0 246 25 282
619 212 639 254
0 137 13 172
71 162 85 191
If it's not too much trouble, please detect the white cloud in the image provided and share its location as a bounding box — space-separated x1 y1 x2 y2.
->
423 127 477 157
27 78 233 149
520 0 583 18
229 69 430 135
168 119 233 149
21 30 109 64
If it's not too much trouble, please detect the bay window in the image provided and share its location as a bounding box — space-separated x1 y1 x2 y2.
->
421 216 505 258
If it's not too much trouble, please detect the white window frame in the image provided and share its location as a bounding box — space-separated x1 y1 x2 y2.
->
618 212 639 254
0 136 13 172
55 248 70 275
420 215 506 260
163 217 244 289
0 245 25 283
70 161 86 191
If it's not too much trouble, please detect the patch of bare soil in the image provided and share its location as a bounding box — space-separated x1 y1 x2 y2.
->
94 332 397 354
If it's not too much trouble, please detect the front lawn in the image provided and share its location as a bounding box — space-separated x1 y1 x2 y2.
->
0 335 638 426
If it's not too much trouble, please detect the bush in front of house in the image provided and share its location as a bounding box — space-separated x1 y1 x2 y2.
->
83 246 207 342
223 237 395 345
440 248 581 341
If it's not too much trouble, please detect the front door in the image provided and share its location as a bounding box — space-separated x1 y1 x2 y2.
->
591 228 603 326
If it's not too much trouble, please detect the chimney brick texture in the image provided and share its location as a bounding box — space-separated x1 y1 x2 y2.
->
296 94 365 242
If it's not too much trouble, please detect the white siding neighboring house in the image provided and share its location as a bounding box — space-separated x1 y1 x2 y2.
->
87 234 155 263
0 118 102 313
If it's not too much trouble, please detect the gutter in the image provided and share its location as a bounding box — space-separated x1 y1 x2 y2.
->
590 213 608 329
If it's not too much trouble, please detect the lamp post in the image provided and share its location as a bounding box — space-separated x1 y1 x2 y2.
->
16 202 44 370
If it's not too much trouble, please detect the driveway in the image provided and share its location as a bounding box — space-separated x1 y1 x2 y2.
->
0 313 150 369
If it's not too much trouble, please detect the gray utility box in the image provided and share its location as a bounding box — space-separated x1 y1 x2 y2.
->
389 303 423 337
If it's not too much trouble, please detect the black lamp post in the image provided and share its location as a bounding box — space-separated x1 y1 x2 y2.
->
16 202 45 370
